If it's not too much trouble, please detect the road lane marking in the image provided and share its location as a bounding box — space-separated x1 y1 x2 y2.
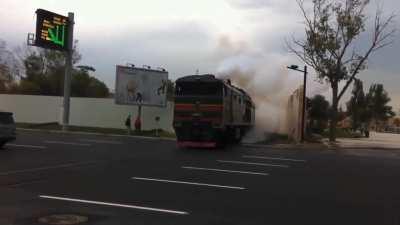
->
182 166 269 176
39 195 188 215
242 155 306 162
131 177 245 190
6 144 46 149
79 139 123 144
44 141 91 146
217 160 289 168
7 179 45 188
0 161 99 176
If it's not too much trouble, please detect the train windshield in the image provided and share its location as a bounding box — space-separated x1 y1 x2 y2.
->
175 82 222 96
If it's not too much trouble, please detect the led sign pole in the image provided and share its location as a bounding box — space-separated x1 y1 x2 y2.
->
62 12 74 131
30 9 74 131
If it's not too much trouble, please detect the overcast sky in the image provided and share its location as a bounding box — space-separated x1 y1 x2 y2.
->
1 0 399 112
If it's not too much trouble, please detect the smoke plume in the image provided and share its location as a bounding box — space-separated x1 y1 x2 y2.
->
215 36 300 142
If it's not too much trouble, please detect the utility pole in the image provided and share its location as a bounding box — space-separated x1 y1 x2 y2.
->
62 12 74 131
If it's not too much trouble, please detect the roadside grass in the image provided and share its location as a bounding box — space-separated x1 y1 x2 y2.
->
16 122 176 138
322 128 365 139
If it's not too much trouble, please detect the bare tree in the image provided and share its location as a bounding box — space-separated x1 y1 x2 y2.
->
0 40 23 90
288 0 396 141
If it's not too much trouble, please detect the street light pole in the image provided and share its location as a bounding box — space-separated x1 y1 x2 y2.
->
287 65 308 142
301 65 307 143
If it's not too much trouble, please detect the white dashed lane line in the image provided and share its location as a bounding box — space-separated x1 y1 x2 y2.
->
182 166 269 176
0 161 99 176
78 139 123 145
5 144 46 149
44 141 91 146
132 177 246 190
217 160 289 168
242 155 306 162
39 195 188 215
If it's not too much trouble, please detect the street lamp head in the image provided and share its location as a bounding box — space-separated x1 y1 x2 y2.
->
288 65 299 70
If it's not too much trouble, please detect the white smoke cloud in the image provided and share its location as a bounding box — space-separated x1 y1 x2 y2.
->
214 36 302 142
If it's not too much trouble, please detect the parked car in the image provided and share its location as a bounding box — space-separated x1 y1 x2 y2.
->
0 112 16 148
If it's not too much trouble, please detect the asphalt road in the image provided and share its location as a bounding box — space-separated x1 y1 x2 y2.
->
1 130 400 225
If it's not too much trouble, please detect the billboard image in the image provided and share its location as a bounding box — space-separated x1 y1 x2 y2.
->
115 65 168 107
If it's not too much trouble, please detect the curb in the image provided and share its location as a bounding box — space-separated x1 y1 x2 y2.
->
16 128 177 142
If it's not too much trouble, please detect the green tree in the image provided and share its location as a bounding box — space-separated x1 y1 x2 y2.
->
86 77 109 98
19 41 81 96
71 69 91 97
17 41 109 98
289 0 396 141
366 83 395 122
71 67 109 98
17 80 41 95
308 94 330 133
346 79 367 130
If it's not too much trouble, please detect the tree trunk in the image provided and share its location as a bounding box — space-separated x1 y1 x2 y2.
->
329 83 339 142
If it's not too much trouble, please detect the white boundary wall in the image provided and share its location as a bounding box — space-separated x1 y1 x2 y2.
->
0 94 174 132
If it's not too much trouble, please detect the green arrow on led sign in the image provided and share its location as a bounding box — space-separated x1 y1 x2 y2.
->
48 25 65 47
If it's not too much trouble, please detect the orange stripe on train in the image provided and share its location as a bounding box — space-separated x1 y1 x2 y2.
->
174 104 223 112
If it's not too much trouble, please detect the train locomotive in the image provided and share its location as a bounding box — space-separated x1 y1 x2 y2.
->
173 74 255 148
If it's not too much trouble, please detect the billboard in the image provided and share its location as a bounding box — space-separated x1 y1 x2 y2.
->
115 65 168 107
35 9 69 51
